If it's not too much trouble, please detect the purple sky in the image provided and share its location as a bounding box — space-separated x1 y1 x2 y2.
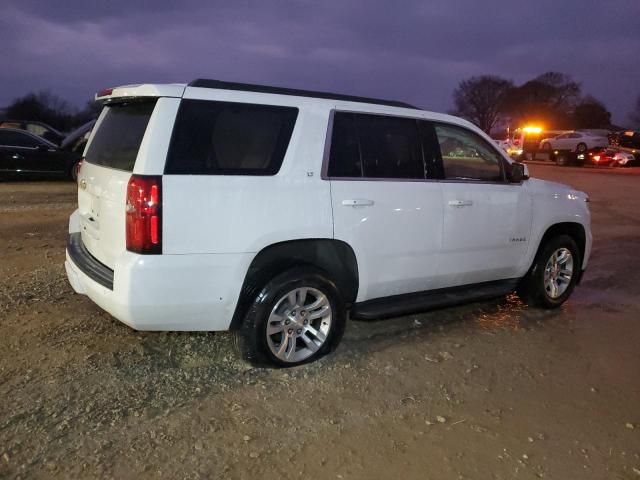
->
1 0 639 124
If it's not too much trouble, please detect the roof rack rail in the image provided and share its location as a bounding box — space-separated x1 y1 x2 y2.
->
188 79 419 110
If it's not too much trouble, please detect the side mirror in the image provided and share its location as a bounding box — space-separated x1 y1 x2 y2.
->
510 162 528 183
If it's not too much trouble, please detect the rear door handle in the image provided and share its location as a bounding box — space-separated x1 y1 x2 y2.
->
342 199 374 207
448 199 473 207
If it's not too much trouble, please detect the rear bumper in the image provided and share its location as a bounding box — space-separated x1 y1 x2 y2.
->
65 233 254 331
67 233 114 289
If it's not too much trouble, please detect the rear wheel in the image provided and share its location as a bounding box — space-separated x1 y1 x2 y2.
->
234 267 346 367
555 153 570 166
576 142 587 153
517 235 580 308
542 142 552 151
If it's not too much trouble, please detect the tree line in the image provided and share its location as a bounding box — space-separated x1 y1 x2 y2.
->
3 78 640 134
3 91 100 131
452 71 639 134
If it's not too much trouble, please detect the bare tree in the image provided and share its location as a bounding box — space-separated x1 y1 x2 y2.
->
452 75 514 133
573 96 611 129
503 72 582 128
6 90 100 130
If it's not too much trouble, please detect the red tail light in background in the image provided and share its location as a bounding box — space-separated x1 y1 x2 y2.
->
126 175 162 254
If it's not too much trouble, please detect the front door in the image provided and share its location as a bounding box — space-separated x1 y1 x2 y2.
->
433 122 532 287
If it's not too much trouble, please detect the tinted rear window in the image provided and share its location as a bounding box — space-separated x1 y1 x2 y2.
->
165 99 298 175
327 112 425 180
85 101 156 171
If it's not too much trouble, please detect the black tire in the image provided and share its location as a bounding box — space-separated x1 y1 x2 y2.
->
517 234 580 309
234 266 346 367
70 162 79 181
576 143 587 153
555 154 569 166
542 142 552 151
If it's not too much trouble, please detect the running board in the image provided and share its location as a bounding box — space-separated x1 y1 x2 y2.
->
350 279 519 321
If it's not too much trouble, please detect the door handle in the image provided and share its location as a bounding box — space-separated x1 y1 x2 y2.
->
448 199 473 207
342 199 374 207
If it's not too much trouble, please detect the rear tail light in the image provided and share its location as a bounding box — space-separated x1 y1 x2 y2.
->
126 175 162 254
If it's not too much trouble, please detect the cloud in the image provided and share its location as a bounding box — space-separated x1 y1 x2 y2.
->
1 0 638 123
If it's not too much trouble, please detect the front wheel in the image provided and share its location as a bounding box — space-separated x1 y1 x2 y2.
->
576 143 587 153
234 267 346 367
555 154 570 166
517 235 580 308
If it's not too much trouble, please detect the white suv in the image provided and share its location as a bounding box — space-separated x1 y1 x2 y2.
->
65 79 592 366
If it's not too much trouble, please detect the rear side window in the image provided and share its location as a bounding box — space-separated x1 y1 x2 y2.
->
327 113 362 177
327 112 424 180
165 100 298 175
0 130 42 148
85 101 156 172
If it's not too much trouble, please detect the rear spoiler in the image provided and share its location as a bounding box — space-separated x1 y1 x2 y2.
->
95 84 186 103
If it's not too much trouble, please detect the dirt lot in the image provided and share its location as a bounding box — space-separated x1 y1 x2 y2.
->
1 166 639 479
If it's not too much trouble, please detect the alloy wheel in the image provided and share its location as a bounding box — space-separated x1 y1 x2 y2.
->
266 287 332 363
543 248 574 299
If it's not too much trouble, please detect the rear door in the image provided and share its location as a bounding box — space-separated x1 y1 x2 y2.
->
78 100 158 268
328 111 444 302
433 122 531 286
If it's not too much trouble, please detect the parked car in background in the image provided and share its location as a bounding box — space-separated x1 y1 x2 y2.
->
0 119 65 145
65 80 592 367
610 130 640 153
0 128 81 180
589 147 637 167
60 120 96 155
505 127 568 160
539 131 608 153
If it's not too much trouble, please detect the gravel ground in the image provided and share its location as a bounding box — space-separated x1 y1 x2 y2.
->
1 166 639 479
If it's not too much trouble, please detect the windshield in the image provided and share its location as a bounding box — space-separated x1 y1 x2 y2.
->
61 120 96 149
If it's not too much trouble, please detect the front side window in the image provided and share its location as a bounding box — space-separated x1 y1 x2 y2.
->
327 112 424 180
0 130 41 148
165 100 298 175
434 124 504 182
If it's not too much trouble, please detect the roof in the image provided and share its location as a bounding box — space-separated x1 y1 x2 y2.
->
188 79 419 110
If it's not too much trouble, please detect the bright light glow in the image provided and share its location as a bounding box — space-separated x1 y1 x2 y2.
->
593 155 601 161
522 126 542 134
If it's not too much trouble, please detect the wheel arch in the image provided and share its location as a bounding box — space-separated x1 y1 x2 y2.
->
229 239 359 330
532 222 586 270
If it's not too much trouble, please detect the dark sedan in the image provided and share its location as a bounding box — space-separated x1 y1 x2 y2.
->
0 128 81 180
0 119 65 145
